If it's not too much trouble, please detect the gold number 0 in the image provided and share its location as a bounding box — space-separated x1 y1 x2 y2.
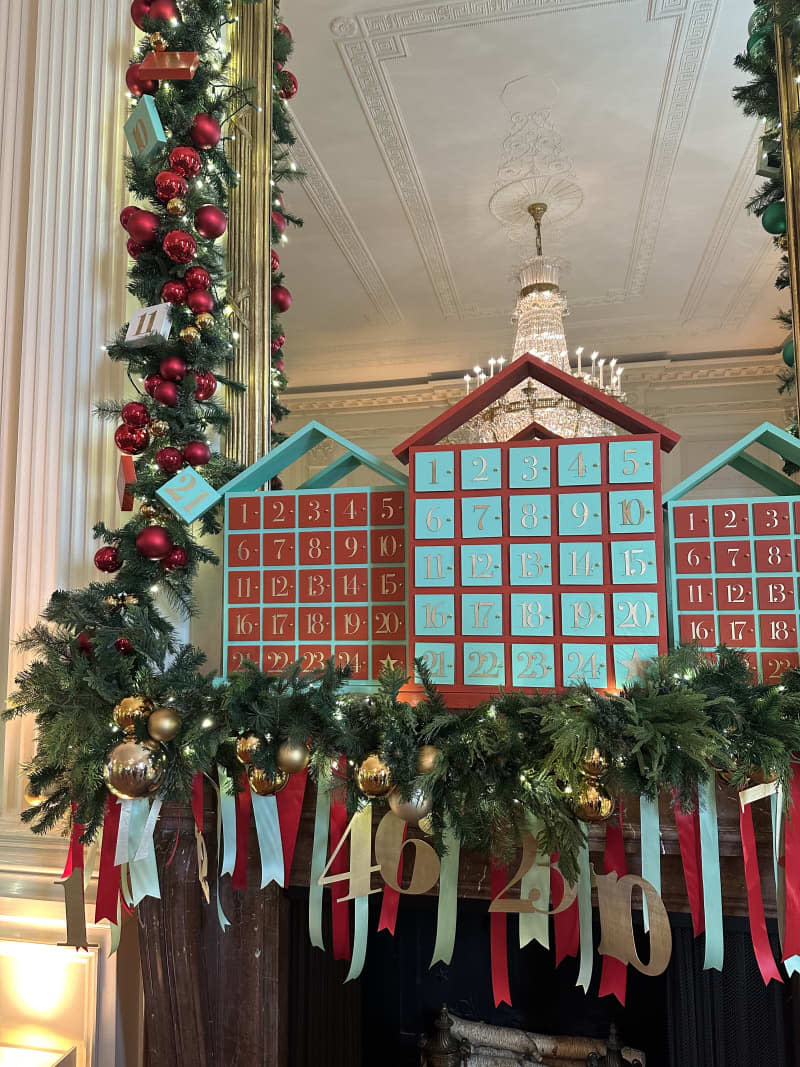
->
489 833 577 913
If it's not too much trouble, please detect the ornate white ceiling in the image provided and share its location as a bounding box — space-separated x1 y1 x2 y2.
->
279 0 783 391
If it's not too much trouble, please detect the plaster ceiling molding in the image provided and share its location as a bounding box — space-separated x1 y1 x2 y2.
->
721 240 781 328
288 113 404 326
489 176 584 245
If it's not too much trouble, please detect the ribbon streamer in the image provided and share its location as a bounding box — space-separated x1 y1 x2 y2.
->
276 767 308 882
378 821 405 935
430 819 460 967
519 816 549 950
232 772 251 891
208 774 231 931
329 793 352 961
576 835 594 992
309 779 332 949
128 798 160 906
251 792 285 889
639 795 660 933
115 800 132 868
552 853 579 965
133 795 163 862
344 803 374 982
95 795 122 925
740 798 782 984
62 804 85 879
782 766 800 962
771 789 800 975
490 861 512 1007
217 765 237 881
673 796 705 937
698 778 723 971
598 808 627 1005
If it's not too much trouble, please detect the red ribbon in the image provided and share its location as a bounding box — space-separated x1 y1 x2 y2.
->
191 772 205 833
490 861 512 1007
598 807 628 1005
62 804 85 879
95 796 121 925
740 800 782 984
551 852 579 965
329 794 352 961
783 764 800 961
232 772 251 891
673 795 705 937
378 821 406 935
276 767 308 884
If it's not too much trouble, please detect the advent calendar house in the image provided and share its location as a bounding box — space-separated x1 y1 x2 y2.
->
664 422 800 682
393 353 680 703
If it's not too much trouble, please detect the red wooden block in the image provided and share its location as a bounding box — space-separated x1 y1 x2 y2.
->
674 541 712 573
370 527 405 564
335 606 369 641
263 495 295 529
759 614 797 648
712 503 749 537
228 533 261 567
227 570 260 604
371 645 407 677
262 607 295 642
334 529 368 565
741 652 759 678
140 50 200 80
334 646 369 679
370 490 406 527
299 531 332 566
298 494 331 527
371 566 405 603
372 605 406 642
333 492 368 526
713 540 752 573
262 532 295 567
298 569 331 603
672 505 709 538
753 500 791 535
228 607 260 642
262 647 295 673
677 578 714 610
117 455 136 511
230 496 263 530
334 568 369 602
754 539 792 572
299 646 331 673
263 569 296 602
762 651 800 683
757 576 796 610
227 645 260 673
716 577 754 611
299 607 332 641
679 614 716 645
718 615 756 647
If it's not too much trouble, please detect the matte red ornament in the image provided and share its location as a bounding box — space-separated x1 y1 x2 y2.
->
155 170 188 202
155 447 184 474
161 545 189 571
153 380 179 407
169 146 202 178
161 279 188 305
127 209 159 246
271 284 292 312
126 62 158 97
94 546 122 573
276 22 292 40
148 0 180 20
184 266 211 291
121 401 151 428
271 333 285 353
131 0 151 30
271 250 280 273
190 113 221 150
193 371 217 401
163 229 197 263
278 71 298 100
275 359 285 372
275 60 284 73
135 526 172 560
144 373 163 397
183 440 211 466
120 205 139 231
159 355 187 381
77 631 94 657
115 637 135 656
271 210 286 235
187 289 214 315
114 424 150 455
194 205 227 240
127 238 147 259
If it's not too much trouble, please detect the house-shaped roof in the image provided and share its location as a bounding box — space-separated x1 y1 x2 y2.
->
663 421 800 502
393 353 680 464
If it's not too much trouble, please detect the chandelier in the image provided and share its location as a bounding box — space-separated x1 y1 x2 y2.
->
453 203 624 443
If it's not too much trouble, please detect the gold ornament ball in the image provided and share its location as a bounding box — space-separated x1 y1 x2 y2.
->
24 781 56 808
180 325 200 345
249 767 289 797
140 503 158 520
147 706 181 743
236 734 263 765
166 197 186 217
417 744 441 775
387 787 433 826
581 747 607 778
573 778 615 823
196 312 215 331
113 695 153 734
150 420 169 438
149 31 167 51
356 753 393 797
277 740 310 775
418 812 434 836
104 739 166 800
103 594 121 608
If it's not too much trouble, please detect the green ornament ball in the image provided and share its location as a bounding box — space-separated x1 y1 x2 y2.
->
762 200 787 235
783 338 795 367
747 4 772 36
747 27 772 62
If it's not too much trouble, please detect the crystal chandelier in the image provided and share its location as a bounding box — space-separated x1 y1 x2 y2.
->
453 203 625 443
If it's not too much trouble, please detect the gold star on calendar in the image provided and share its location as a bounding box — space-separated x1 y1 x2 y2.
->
618 648 651 682
379 654 399 672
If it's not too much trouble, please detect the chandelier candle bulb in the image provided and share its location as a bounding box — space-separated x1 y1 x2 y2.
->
463 374 471 395
598 358 606 388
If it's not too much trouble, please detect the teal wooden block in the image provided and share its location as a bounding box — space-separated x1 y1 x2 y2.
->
124 95 166 162
157 468 221 522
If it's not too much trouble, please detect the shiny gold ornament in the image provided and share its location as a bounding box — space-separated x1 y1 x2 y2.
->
180 325 200 345
147 706 181 743
149 31 167 51
581 747 607 777
718 765 777 786
196 312 215 331
236 734 262 765
24 781 56 808
166 197 186 217
276 740 310 775
104 739 166 799
104 592 139 609
573 778 615 823
416 744 441 775
140 503 158 520
248 767 289 796
113 695 154 735
150 420 169 438
356 753 393 797
388 787 433 826
418 812 434 836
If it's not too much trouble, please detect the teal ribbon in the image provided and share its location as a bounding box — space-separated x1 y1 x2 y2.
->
771 789 800 976
217 765 237 880
698 777 723 971
576 834 593 992
209 773 231 931
639 795 661 932
252 793 285 889
120 862 133 909
128 798 160 906
519 815 549 950
109 897 122 957
430 817 460 966
309 778 332 949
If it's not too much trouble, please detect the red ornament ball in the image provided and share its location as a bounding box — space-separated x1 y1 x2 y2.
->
155 170 188 202
126 63 158 97
184 266 211 291
271 250 280 273
144 373 163 397
275 60 284 73
161 280 188 305
121 401 151 428
183 440 211 466
275 359 285 373
278 71 298 100
153 380 179 407
194 205 227 240
155 447 183 474
159 355 187 381
187 289 214 315
114 424 150 455
163 229 196 263
161 546 189 571
94 546 122 573
128 209 159 246
169 146 202 178
120 205 139 231
135 526 172 561
271 333 286 353
276 23 292 40
77 631 94 657
271 210 286 235
149 0 180 20
193 371 217 401
115 637 135 656
190 113 222 150
127 238 148 260
131 0 151 30
271 284 292 312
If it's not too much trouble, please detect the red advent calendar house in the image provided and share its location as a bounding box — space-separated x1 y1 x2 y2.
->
393 354 680 704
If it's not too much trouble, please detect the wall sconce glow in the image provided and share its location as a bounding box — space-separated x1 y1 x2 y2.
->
0 940 76 1018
